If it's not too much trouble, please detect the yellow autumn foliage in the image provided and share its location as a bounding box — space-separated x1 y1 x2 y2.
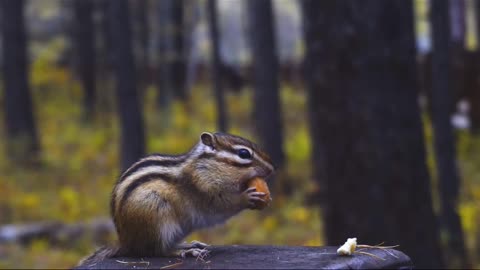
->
3 29 480 268
59 187 81 222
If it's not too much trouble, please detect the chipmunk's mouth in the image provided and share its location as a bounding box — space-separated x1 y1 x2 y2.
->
240 175 271 192
239 176 255 192
240 179 252 192
239 168 274 192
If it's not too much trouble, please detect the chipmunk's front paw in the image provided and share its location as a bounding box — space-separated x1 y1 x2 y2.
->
242 187 266 209
178 247 210 259
175 240 210 259
177 240 209 249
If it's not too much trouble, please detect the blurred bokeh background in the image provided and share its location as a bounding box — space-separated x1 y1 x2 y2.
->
0 0 479 268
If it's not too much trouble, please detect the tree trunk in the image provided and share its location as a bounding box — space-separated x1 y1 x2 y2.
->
0 0 40 163
246 0 285 168
450 0 465 47
72 0 96 120
301 1 329 200
132 0 149 94
95 0 115 118
449 0 467 102
155 0 173 129
108 0 145 171
157 0 186 105
207 0 228 132
430 0 469 268
471 0 480 132
97 0 112 69
301 1 444 268
170 0 186 101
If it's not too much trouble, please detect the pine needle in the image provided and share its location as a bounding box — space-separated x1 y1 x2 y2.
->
115 259 150 266
357 244 400 249
355 251 385 261
160 261 184 269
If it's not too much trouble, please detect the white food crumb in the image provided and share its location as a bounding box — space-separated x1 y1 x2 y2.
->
337 237 357 256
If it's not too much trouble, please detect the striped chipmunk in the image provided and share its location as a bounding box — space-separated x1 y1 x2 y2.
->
79 132 275 265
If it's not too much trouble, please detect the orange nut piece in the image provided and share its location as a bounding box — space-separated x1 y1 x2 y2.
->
247 177 272 210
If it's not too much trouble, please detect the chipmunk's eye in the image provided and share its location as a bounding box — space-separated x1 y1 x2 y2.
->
238 148 252 159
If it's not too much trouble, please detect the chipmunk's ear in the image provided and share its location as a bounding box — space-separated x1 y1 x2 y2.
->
200 132 215 150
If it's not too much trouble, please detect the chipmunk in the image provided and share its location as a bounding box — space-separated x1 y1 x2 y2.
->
79 132 274 265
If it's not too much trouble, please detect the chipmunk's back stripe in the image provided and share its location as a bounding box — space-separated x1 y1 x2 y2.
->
119 173 173 212
120 157 187 182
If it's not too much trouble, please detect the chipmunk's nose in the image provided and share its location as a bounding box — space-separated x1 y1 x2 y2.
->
271 162 277 171
267 160 277 174
255 166 272 179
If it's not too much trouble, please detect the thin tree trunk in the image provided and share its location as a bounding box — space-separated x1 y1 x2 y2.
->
430 0 469 267
72 0 96 120
157 0 186 104
132 0 149 94
95 0 115 118
470 0 480 132
108 0 145 171
207 0 228 132
449 0 467 102
156 0 173 129
170 0 186 101
246 0 285 168
301 1 444 268
97 0 112 69
301 0 331 201
450 0 466 46
0 0 40 163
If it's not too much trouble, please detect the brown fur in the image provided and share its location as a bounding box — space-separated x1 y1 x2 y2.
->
80 132 274 264
76 246 121 267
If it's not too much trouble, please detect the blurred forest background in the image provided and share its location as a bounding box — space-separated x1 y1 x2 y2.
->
1 0 480 268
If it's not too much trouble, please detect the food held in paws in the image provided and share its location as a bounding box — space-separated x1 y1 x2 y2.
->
247 177 272 209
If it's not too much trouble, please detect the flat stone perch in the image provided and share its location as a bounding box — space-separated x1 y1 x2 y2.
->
75 245 413 269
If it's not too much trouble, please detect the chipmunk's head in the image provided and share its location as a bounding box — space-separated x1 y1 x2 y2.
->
191 132 275 193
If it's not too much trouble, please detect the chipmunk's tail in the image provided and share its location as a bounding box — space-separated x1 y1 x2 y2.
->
76 246 121 268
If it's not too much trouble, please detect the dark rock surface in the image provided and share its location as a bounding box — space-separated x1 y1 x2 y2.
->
75 245 413 269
